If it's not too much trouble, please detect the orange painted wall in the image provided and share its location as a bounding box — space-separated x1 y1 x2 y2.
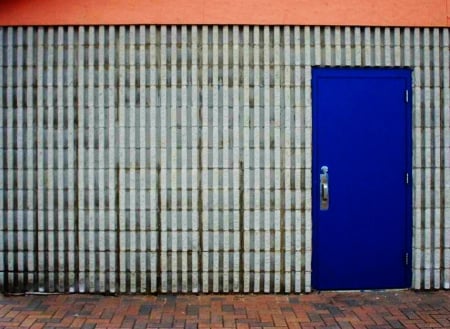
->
0 0 448 27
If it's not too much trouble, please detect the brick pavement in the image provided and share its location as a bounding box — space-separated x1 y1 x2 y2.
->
0 290 448 329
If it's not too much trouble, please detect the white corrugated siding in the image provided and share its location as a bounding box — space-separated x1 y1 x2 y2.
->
0 26 449 293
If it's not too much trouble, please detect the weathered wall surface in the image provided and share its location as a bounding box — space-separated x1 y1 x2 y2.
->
0 26 449 293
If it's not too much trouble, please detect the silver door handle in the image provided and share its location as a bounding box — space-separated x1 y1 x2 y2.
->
320 166 329 210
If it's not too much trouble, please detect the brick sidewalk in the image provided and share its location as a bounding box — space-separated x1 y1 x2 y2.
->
0 290 448 329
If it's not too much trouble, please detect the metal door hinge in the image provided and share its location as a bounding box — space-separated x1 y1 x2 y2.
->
405 252 409 266
405 173 409 184
405 90 409 103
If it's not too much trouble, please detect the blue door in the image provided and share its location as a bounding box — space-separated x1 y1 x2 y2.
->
312 68 412 290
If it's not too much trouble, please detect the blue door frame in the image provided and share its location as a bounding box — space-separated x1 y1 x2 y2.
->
312 67 412 290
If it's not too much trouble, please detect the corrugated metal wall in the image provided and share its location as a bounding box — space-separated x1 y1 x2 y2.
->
0 26 449 293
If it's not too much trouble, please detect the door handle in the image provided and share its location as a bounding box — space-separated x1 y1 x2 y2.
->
320 166 329 210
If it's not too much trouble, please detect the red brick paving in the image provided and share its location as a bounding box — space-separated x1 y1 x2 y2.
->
0 290 448 328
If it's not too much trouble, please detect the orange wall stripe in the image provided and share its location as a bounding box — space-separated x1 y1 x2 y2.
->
0 0 448 27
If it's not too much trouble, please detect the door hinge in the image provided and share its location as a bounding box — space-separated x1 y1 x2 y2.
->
405 173 409 184
405 252 409 266
405 90 409 103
